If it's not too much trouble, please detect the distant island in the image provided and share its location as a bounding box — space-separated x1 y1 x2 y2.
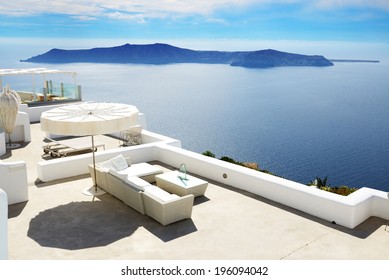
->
21 43 334 69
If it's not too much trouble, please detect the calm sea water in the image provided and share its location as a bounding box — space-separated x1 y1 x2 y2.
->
2 47 389 192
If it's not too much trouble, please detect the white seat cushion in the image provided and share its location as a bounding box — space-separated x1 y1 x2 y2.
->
144 185 179 202
114 162 162 178
108 169 127 180
125 176 151 191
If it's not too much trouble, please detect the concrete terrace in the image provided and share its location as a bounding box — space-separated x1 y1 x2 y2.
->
3 123 389 260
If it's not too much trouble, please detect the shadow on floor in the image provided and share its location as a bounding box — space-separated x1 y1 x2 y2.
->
143 218 198 242
34 174 91 188
27 195 144 250
27 191 199 250
8 201 28 218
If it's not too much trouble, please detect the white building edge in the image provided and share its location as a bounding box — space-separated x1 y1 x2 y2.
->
1 103 389 260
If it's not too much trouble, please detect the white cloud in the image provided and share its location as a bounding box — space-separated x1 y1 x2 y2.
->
107 11 146 23
206 17 229 25
313 0 389 10
0 1 292 18
0 0 388 20
72 15 98 21
0 1 103 16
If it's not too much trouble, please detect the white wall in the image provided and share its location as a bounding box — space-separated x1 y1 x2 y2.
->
0 130 5 156
26 102 84 123
0 188 7 260
37 130 181 182
37 144 159 182
36 141 389 229
155 144 389 229
10 112 31 142
141 130 181 147
0 161 29 205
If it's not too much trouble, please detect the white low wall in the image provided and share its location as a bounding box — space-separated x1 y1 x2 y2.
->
0 109 31 145
0 160 29 205
0 130 5 156
37 130 181 182
26 101 146 125
37 144 158 182
36 141 389 229
141 130 181 147
10 112 31 143
155 144 389 229
0 188 7 260
26 102 84 123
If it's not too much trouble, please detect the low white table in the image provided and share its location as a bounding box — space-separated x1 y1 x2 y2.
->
155 171 208 197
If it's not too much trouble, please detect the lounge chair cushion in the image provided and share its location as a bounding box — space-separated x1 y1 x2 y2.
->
144 185 179 202
111 154 129 171
125 176 151 191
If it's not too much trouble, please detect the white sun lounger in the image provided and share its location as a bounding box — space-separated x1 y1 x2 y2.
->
43 137 105 158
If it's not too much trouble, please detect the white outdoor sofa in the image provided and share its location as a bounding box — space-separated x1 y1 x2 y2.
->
89 156 164 191
142 185 194 226
89 155 194 225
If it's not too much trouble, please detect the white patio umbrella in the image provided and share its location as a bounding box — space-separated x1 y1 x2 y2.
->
0 84 21 148
40 102 139 196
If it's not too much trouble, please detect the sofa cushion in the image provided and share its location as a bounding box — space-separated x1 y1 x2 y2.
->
108 169 127 180
111 162 162 179
111 154 129 171
144 185 179 202
125 176 150 191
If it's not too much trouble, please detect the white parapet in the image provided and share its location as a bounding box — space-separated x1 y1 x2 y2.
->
155 144 389 229
0 129 5 156
37 130 180 182
36 138 389 229
10 111 32 143
0 161 29 205
0 188 8 260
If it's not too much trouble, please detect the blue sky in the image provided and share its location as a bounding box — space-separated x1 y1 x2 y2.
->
0 1 388 57
1 1 388 41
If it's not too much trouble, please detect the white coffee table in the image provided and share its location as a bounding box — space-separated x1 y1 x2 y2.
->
155 171 208 197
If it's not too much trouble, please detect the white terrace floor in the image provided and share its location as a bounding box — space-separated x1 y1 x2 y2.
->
3 124 389 260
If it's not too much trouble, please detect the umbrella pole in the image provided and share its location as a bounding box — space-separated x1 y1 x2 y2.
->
82 135 105 197
91 135 98 193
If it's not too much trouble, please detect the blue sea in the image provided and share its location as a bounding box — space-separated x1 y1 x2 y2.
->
1 41 389 192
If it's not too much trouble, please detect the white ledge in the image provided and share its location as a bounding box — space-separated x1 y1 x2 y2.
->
37 140 389 229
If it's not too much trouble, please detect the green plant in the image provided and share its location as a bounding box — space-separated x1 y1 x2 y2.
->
220 156 236 164
308 177 358 196
202 150 215 158
203 151 280 177
309 176 330 188
332 186 358 196
204 152 360 196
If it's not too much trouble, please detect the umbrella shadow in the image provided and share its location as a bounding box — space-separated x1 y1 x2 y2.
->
27 199 142 250
143 218 198 242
